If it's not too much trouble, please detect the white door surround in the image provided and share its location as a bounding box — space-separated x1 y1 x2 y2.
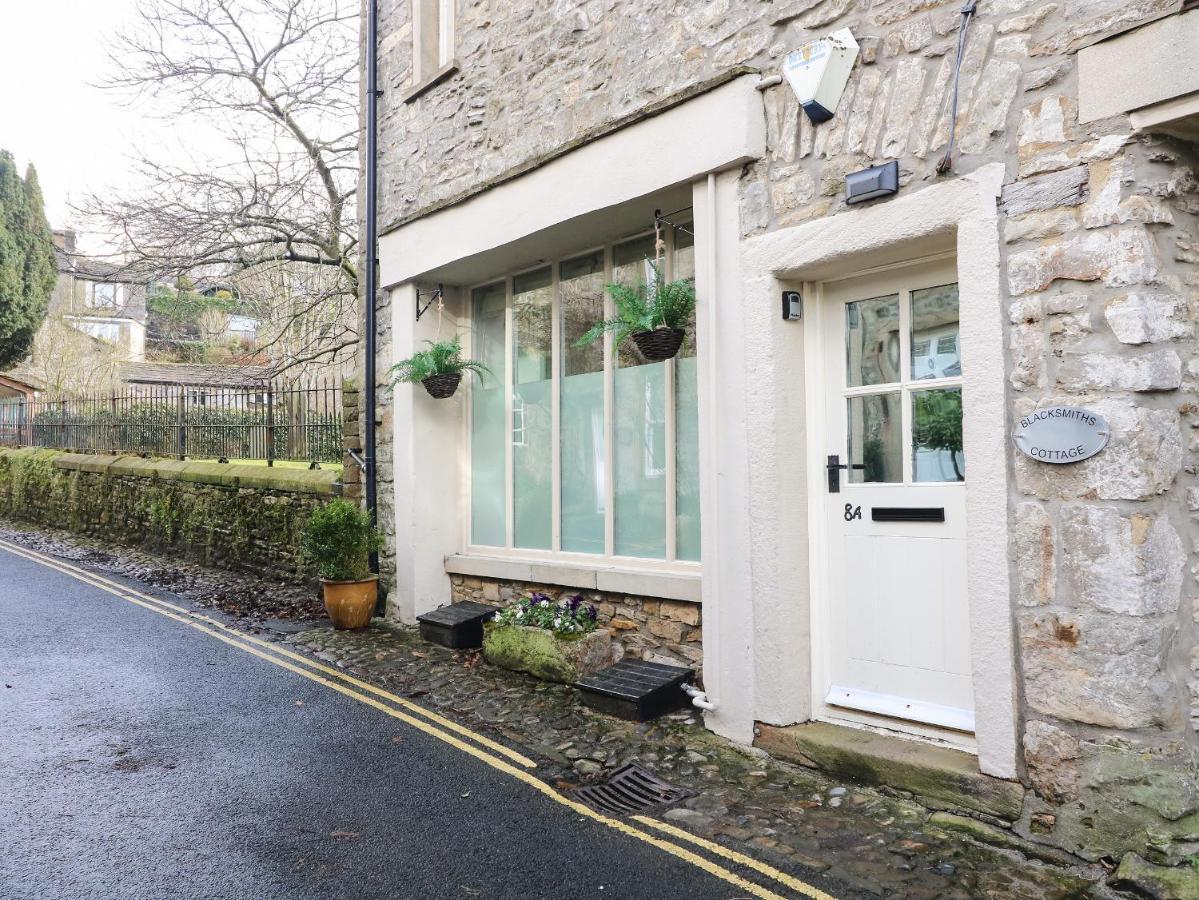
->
737 163 1016 779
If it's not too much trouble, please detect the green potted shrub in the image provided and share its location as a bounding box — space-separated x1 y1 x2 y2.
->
301 499 383 630
387 335 491 399
575 262 696 361
482 592 614 683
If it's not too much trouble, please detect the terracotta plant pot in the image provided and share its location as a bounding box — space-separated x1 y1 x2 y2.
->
422 373 462 398
321 576 378 630
631 327 685 361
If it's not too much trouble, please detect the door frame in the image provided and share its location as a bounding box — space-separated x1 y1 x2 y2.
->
736 162 1015 777
803 252 978 752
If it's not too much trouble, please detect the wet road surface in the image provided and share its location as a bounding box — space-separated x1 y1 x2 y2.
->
0 544 812 900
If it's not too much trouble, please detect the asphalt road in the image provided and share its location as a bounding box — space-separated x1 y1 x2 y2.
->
0 545 799 900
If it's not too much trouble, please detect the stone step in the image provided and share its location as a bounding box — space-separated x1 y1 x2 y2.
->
755 721 1025 823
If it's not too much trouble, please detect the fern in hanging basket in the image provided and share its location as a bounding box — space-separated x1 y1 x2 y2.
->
387 335 491 398
574 261 696 361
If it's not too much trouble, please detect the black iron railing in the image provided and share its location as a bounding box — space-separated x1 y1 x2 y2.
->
0 381 344 465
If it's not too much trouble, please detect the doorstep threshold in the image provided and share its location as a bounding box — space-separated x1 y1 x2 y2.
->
754 720 1024 823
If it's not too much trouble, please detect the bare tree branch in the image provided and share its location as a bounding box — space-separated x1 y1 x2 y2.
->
80 0 359 377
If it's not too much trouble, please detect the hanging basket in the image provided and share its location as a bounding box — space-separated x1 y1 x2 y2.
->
631 327 685 361
421 373 462 399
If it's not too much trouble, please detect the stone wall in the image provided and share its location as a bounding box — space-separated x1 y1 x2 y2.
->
372 0 1199 877
1004 122 1199 867
450 575 703 673
0 448 342 582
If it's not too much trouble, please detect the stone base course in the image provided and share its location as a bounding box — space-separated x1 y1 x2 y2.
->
450 574 702 672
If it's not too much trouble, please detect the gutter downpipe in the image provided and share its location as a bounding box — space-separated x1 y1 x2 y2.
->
364 0 379 563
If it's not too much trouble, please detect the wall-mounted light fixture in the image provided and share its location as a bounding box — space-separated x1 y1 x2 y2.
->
846 160 899 205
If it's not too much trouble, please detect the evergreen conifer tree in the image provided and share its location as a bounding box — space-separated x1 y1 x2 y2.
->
0 150 56 368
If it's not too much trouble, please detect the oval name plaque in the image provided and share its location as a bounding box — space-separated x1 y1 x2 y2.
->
1013 406 1110 464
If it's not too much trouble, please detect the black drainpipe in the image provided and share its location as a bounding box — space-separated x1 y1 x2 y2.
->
364 0 379 561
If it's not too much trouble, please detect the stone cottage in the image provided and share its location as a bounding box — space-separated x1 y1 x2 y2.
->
365 0 1199 874
48 229 149 362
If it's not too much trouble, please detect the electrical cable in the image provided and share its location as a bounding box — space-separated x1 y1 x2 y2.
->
937 0 980 175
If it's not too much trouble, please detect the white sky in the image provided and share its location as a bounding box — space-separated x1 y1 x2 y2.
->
0 1 143 237
0 0 234 253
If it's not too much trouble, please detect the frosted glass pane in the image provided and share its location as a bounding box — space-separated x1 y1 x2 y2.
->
513 267 553 550
560 252 606 554
613 235 666 559
615 362 667 559
471 282 507 546
613 235 658 369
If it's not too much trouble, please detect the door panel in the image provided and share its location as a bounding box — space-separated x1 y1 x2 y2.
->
819 259 974 736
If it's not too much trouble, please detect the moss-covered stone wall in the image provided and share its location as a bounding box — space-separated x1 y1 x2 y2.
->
0 448 342 581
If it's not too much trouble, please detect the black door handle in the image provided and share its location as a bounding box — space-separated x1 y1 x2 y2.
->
826 454 865 493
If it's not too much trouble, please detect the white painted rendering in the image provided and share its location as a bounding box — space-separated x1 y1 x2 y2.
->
378 74 766 288
1078 10 1199 124
387 283 469 623
740 163 1018 778
693 170 761 744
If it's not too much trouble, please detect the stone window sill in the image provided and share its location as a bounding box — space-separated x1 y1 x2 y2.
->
402 61 459 103
444 553 701 604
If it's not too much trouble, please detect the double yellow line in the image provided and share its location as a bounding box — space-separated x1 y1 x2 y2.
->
0 537 835 900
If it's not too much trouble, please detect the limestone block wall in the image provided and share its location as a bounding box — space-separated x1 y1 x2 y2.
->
372 0 1199 867
450 575 703 673
0 448 342 582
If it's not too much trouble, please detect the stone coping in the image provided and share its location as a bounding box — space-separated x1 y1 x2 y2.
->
0 448 341 496
445 552 701 603
755 721 1026 824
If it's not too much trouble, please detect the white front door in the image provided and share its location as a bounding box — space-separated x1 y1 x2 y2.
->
817 259 974 737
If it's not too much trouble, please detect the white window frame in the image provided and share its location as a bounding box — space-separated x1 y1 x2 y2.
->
412 0 456 86
87 282 123 309
463 225 700 576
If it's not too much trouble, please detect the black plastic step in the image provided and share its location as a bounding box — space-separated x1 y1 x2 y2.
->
416 600 498 649
575 659 695 721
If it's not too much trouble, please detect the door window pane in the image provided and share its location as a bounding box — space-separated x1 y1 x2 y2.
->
848 393 902 483
513 267 553 550
613 236 666 558
911 283 961 380
560 252 606 554
845 295 900 388
912 388 965 482
471 282 507 546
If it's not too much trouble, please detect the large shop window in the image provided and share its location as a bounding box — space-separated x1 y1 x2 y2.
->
468 223 700 565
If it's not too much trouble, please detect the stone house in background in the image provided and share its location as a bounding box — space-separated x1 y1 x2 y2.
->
48 229 149 362
366 0 1199 875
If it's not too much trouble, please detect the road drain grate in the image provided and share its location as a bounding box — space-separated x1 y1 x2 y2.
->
572 764 692 817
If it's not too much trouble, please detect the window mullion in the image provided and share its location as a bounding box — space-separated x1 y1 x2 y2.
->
504 277 515 549
550 265 562 553
603 245 616 558
664 227 678 562
899 289 913 484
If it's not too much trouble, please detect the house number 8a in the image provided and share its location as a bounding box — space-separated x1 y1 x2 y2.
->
844 504 862 522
